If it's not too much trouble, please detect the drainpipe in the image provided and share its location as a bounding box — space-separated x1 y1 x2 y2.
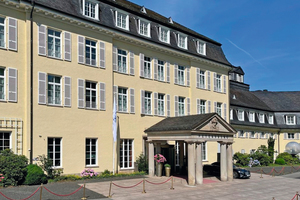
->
30 0 35 164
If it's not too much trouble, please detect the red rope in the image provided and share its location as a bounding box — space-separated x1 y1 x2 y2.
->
274 167 285 174
43 185 83 197
251 169 261 173
112 180 143 189
262 168 274 175
0 187 40 200
145 177 172 185
292 166 300 171
291 194 298 200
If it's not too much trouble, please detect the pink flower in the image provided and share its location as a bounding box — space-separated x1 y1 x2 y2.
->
154 154 167 163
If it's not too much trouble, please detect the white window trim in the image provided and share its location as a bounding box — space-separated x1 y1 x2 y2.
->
216 74 222 92
177 32 187 49
197 40 206 55
250 132 256 139
178 97 185 116
82 0 99 20
199 70 206 89
202 142 207 161
238 110 244 121
115 10 129 31
47 28 62 59
85 38 97 66
85 138 98 167
269 114 274 124
144 91 152 115
157 60 165 82
117 48 128 74
138 18 151 37
120 139 134 169
0 16 6 49
238 130 245 138
259 113 265 123
118 87 128 113
177 65 185 86
48 137 62 168
249 111 255 122
85 81 98 109
286 115 296 125
216 102 222 116
158 93 165 116
144 56 152 79
0 132 12 150
159 26 170 44
0 67 6 101
47 75 62 106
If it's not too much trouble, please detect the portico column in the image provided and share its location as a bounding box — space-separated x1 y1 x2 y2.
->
196 142 203 184
219 142 227 181
148 141 155 177
227 143 233 181
187 141 196 186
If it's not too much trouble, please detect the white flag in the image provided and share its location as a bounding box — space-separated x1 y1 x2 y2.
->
112 96 117 142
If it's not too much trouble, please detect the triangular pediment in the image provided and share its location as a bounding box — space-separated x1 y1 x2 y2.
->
194 115 235 134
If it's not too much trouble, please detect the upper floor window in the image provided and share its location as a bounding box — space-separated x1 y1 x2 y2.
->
85 81 97 109
200 100 206 114
0 17 17 51
250 131 255 138
118 87 127 112
268 114 274 124
144 91 152 115
116 11 129 30
139 19 150 37
216 74 221 92
117 49 127 73
288 133 295 139
178 33 187 49
157 60 164 81
238 130 245 138
144 56 151 79
249 111 255 122
238 110 244 121
159 26 170 43
0 68 5 100
260 132 266 139
158 93 165 116
199 70 205 89
178 65 185 85
0 17 5 48
286 115 296 125
83 0 99 20
47 29 61 59
197 40 206 55
178 97 185 116
216 103 222 116
48 75 61 105
85 39 97 66
259 113 265 123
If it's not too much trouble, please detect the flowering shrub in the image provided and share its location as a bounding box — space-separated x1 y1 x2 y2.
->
154 154 167 163
80 168 98 178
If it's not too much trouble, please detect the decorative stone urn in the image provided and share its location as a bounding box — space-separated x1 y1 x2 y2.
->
165 166 171 177
156 162 163 177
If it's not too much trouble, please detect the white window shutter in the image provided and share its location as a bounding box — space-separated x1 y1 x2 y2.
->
140 53 144 77
186 67 190 87
213 72 217 92
174 96 178 117
8 68 17 102
129 51 134 75
99 41 105 68
196 68 200 88
166 62 170 83
174 64 178 84
284 133 287 139
207 71 211 90
64 32 72 61
78 79 85 108
38 72 46 104
187 97 190 115
153 58 158 80
208 101 211 113
154 92 158 115
78 36 85 64
167 94 170 117
38 24 47 56
223 75 227 93
113 46 117 71
99 82 105 110
141 90 145 114
224 103 227 121
64 76 71 107
8 18 17 51
197 99 200 114
130 88 135 113
214 102 217 113
113 85 118 111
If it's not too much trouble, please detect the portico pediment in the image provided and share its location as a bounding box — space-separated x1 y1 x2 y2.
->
194 116 234 134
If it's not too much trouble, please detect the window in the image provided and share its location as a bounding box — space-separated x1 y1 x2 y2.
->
117 49 127 73
197 40 206 55
144 91 152 115
216 103 222 116
241 149 245 154
47 29 61 59
85 39 97 66
118 87 127 112
116 11 129 30
0 17 5 48
48 75 61 105
85 81 97 109
157 60 164 81
178 97 185 116
238 130 244 138
159 26 169 43
83 0 99 19
0 68 5 100
199 70 205 89
259 113 265 123
270 133 275 139
288 133 295 139
139 19 150 37
202 142 207 161
269 114 274 124
216 74 221 92
178 33 187 49
238 110 244 121
144 56 151 78
158 93 165 116
250 131 255 138
230 109 233 120
120 139 133 169
200 100 206 114
178 65 185 85
260 132 266 139
0 132 10 151
249 111 255 122
286 115 296 125
48 138 61 167
86 138 97 166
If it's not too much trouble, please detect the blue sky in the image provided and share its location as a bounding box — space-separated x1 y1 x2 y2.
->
130 0 300 91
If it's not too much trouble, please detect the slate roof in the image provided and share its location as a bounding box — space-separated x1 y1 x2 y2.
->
230 66 244 75
25 0 232 66
145 113 216 132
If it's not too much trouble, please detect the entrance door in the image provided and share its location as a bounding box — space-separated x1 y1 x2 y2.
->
161 146 175 175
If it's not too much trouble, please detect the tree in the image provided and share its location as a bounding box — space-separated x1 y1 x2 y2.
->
268 137 275 161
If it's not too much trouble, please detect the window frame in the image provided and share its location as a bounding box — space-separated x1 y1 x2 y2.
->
238 130 245 138
286 115 296 125
47 28 62 59
0 132 11 151
115 10 129 30
0 67 5 101
0 16 5 48
85 80 97 109
144 91 152 115
178 97 185 116
230 109 233 120
85 138 98 167
177 33 187 49
159 26 170 44
138 18 150 37
157 60 164 81
199 70 205 89
216 102 222 116
158 93 165 116
197 40 206 55
47 74 62 106
202 142 207 161
259 113 265 123
47 137 62 168
238 110 244 121
216 74 222 92
117 48 127 74
249 111 255 122
177 65 185 86
85 38 97 66
118 87 128 112
200 100 206 114
288 133 295 139
250 131 256 139
269 114 274 124
119 139 134 169
143 56 152 79
83 0 99 20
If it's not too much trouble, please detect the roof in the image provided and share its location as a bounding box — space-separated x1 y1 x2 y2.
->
230 66 244 75
25 0 232 66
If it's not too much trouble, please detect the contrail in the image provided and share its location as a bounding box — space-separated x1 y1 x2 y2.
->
226 39 266 68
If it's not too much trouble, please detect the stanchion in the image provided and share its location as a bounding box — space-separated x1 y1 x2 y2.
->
142 178 146 193
283 167 285 175
108 181 112 198
40 184 43 200
260 168 263 178
81 182 87 200
272 197 275 200
291 164 293 174
272 168 275 177
170 176 174 190
296 191 299 200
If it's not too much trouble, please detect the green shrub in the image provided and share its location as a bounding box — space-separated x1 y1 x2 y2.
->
252 151 272 166
24 164 47 185
275 158 285 165
0 149 28 186
136 153 148 173
277 152 299 165
233 152 250 167
37 155 63 179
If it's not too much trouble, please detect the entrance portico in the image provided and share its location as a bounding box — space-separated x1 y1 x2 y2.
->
144 113 236 186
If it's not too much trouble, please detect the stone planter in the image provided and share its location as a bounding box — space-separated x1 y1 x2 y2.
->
156 163 163 177
165 167 171 177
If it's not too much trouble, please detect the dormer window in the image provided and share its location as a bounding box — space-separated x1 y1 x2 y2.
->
159 26 170 43
83 0 99 20
115 10 129 30
178 33 187 49
138 19 150 37
197 40 206 55
286 115 296 125
238 110 244 121
268 114 274 124
259 113 265 123
249 111 255 122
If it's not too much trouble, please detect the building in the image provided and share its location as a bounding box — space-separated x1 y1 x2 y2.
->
0 0 234 182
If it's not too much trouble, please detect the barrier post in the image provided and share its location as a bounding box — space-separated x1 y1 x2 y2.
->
282 167 285 175
260 168 263 178
170 176 174 190
272 168 275 177
142 178 146 193
107 181 112 198
272 197 275 200
81 182 87 200
296 191 299 200
291 164 293 174
39 184 43 200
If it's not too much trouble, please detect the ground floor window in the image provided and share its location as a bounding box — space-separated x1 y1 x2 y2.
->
288 133 295 139
0 132 10 151
120 139 133 169
202 142 207 161
86 138 97 166
48 137 62 167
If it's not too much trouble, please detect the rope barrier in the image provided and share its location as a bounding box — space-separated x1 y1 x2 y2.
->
43 185 83 197
292 166 300 171
261 168 274 175
112 180 143 188
145 177 172 185
0 187 40 200
291 194 298 200
274 167 285 174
